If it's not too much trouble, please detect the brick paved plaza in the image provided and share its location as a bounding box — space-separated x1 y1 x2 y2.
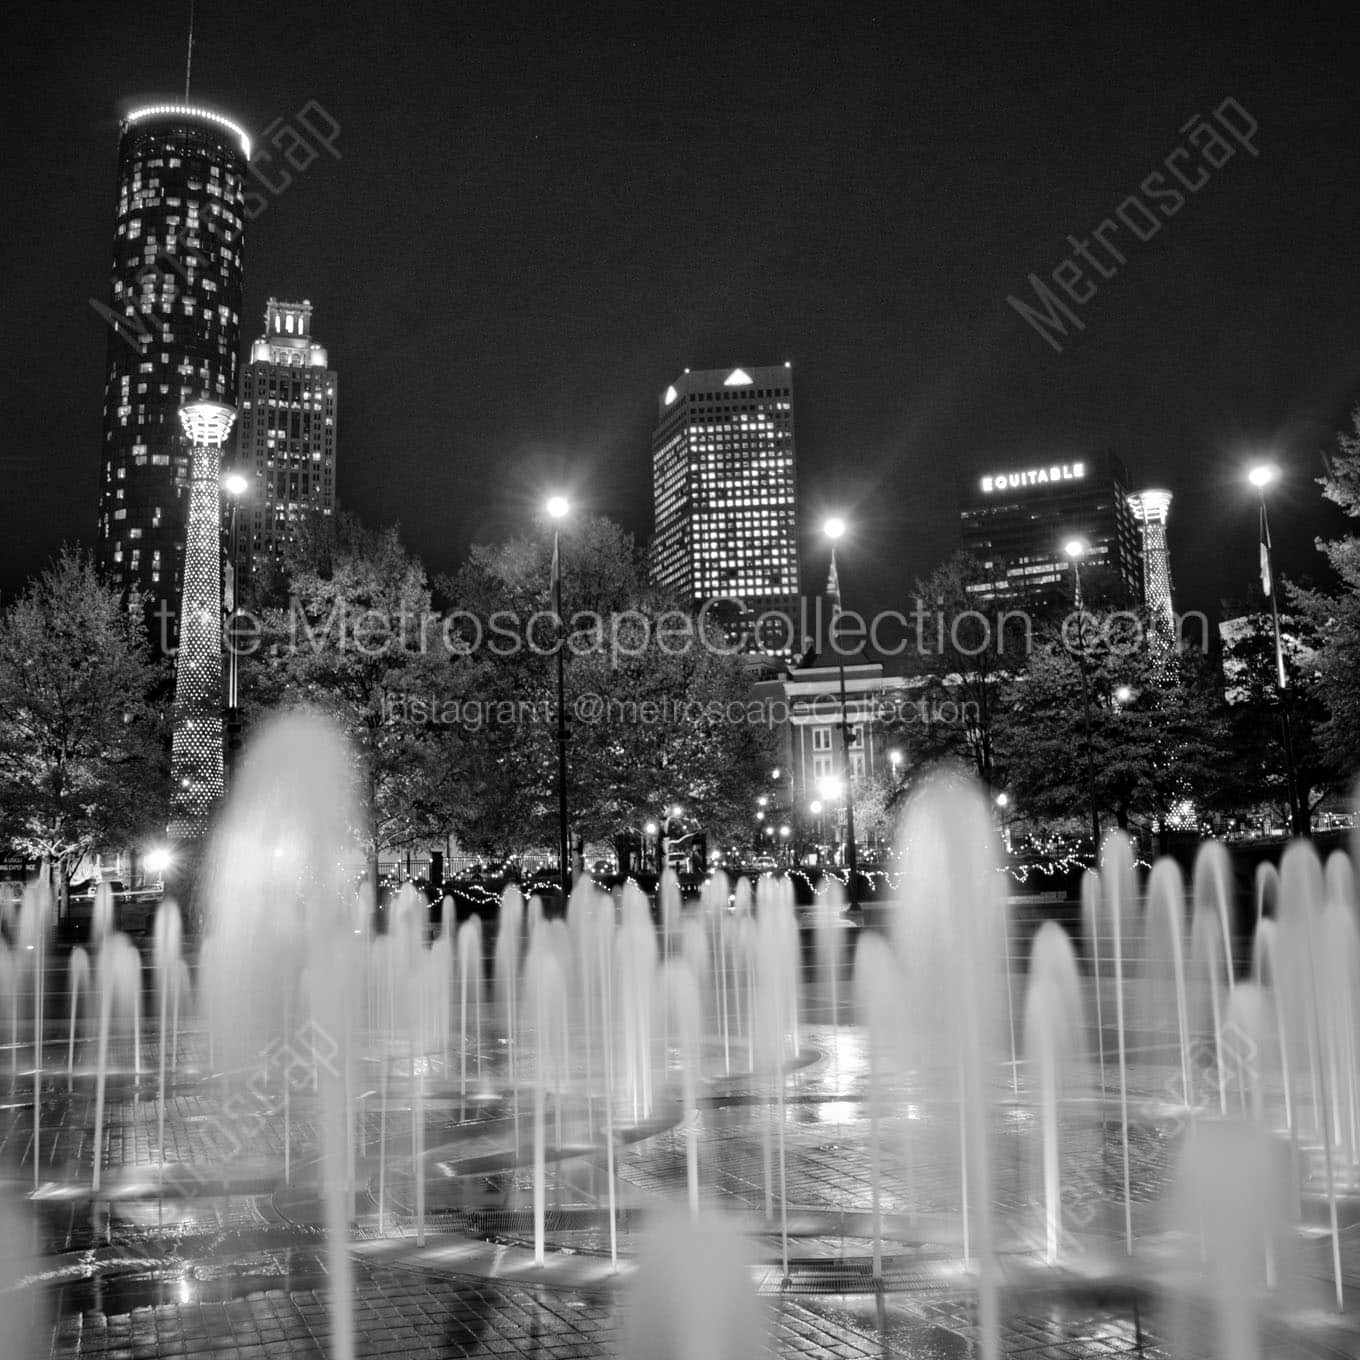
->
5 958 1360 1360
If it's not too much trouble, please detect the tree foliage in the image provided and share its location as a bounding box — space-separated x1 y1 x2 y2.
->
246 514 471 865
1000 613 1227 840
1217 596 1332 825
0 548 168 884
445 513 776 859
893 552 1028 790
1292 405 1360 780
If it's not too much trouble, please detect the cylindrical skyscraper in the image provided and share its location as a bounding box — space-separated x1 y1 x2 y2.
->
95 104 248 643
169 400 236 840
1127 489 1175 648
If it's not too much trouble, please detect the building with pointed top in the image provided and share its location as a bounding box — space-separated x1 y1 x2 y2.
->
650 364 799 652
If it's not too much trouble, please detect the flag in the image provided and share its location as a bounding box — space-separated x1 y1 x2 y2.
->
1258 504 1272 597
223 558 235 613
550 531 560 604
826 550 842 621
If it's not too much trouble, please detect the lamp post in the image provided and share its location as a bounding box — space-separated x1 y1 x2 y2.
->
547 495 572 905
1248 464 1304 835
824 517 861 909
223 473 248 777
1064 538 1103 858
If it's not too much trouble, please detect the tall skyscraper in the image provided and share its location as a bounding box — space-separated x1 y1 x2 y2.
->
235 299 338 586
1127 489 1175 646
95 104 249 635
650 364 799 651
959 451 1143 608
169 401 236 840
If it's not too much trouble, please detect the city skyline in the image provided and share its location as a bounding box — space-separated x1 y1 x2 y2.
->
4 3 1358 630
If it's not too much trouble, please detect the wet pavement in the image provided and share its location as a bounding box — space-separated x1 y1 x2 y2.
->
7 980 1360 1358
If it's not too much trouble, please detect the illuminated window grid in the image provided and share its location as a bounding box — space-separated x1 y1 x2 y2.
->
96 107 247 625
651 367 798 640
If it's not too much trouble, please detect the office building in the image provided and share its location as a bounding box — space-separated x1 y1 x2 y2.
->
95 103 249 633
650 365 799 651
234 299 338 585
959 451 1143 608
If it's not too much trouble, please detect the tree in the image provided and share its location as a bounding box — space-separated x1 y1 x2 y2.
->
1000 611 1227 845
1292 405 1360 780
1216 596 1332 829
893 552 1026 791
0 548 168 902
445 513 777 866
246 514 472 875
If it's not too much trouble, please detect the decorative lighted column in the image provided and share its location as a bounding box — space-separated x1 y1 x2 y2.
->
169 400 237 839
1127 489 1175 651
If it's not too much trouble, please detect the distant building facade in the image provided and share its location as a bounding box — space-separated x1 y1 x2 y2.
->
959 451 1143 609
234 299 338 586
650 365 799 651
95 104 249 632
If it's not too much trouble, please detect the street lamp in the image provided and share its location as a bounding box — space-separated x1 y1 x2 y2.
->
1248 463 1304 835
823 517 861 909
144 846 172 887
547 495 572 904
1064 538 1102 857
1113 685 1133 705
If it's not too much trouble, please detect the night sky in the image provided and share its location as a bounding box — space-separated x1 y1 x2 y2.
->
3 1 1357 634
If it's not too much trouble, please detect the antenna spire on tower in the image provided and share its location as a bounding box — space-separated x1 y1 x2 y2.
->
184 0 195 101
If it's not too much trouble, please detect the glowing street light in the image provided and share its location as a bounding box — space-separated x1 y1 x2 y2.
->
1114 684 1133 704
144 847 172 876
223 472 249 498
1064 533 1100 855
822 515 860 908
547 494 571 902
1247 463 1303 833
995 792 1010 809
